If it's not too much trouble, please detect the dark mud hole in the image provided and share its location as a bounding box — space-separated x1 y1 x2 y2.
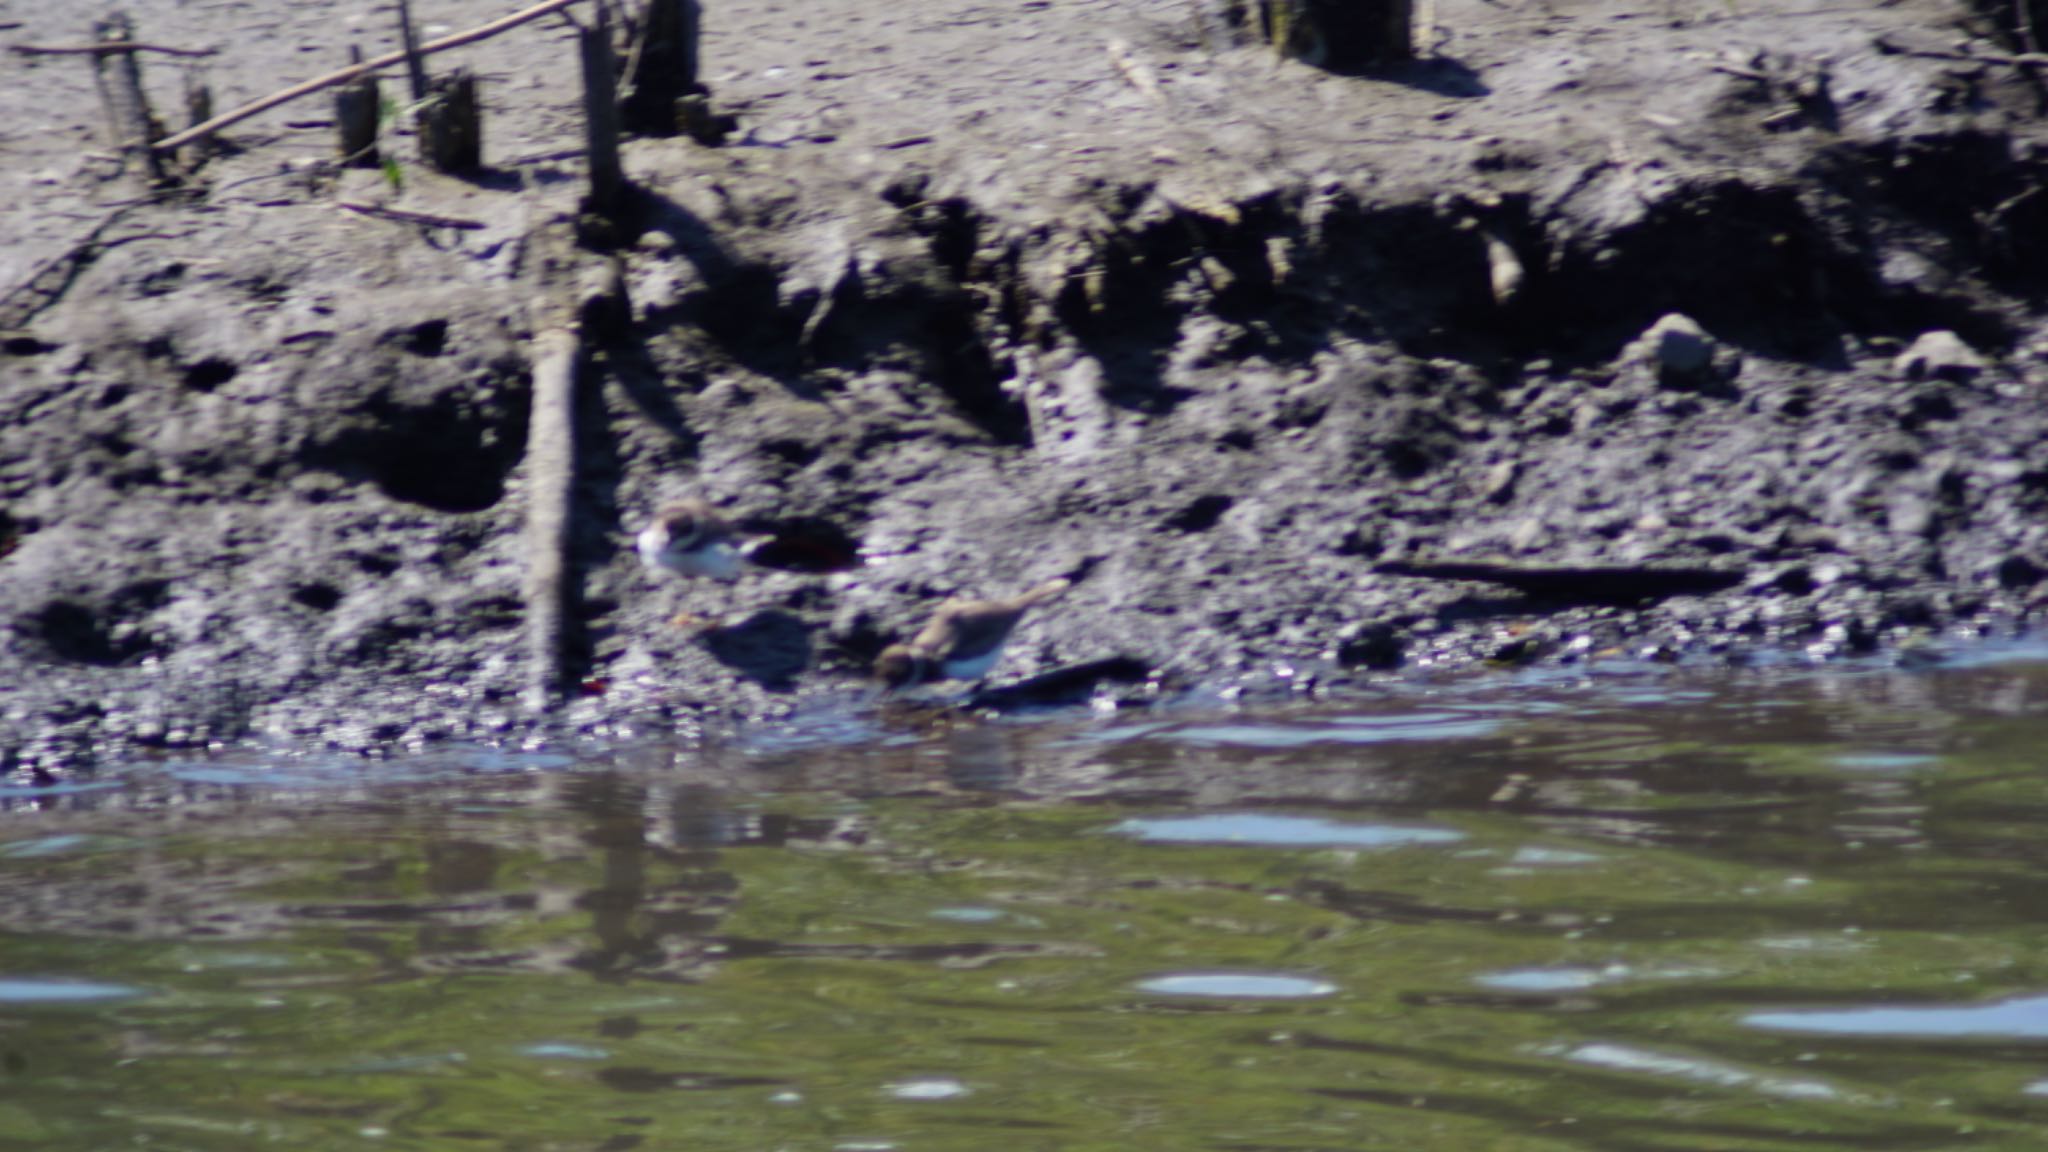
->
3 0 2048 770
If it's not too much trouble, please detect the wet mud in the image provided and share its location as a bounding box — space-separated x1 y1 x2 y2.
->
3 0 2048 770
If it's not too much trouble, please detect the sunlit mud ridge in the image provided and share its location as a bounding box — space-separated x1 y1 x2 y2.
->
2 0 2047 771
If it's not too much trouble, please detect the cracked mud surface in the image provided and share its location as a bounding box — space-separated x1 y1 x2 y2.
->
3 0 2048 770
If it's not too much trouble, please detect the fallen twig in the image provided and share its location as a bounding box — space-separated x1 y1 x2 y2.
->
152 0 585 153
11 40 217 58
1106 38 1165 105
335 200 488 229
0 201 182 329
1871 33 2048 68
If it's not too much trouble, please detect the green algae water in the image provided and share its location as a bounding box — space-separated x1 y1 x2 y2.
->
9 652 2048 1150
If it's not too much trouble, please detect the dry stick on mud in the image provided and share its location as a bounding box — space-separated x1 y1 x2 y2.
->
11 40 216 58
1871 34 2048 69
151 0 586 154
335 200 486 229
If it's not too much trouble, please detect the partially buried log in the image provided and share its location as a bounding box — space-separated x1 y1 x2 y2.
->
522 313 582 711
1254 0 1412 70
418 69 481 174
522 260 629 709
334 46 381 167
90 13 168 185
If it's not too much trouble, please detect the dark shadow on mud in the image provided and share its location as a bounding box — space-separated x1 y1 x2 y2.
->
1371 55 1489 99
701 610 813 690
628 186 816 394
605 338 699 450
742 516 860 574
461 167 527 193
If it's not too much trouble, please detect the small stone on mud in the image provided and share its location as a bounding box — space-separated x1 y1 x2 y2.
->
1479 460 1520 504
1623 313 1739 392
1893 330 1986 383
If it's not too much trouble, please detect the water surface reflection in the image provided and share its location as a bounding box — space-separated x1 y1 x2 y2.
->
5 655 2048 1148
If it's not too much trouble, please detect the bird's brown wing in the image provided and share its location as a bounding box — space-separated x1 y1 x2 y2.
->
918 580 1071 660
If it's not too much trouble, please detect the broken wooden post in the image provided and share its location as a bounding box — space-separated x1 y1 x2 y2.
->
419 69 481 174
90 13 168 184
179 66 215 167
579 8 626 227
620 0 702 136
1257 0 1412 69
334 45 381 166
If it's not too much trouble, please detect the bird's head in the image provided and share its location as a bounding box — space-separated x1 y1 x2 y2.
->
873 645 924 689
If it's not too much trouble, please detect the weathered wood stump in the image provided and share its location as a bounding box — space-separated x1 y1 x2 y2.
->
180 67 216 166
90 13 168 184
1255 0 1412 69
620 0 703 136
334 46 380 166
418 69 481 174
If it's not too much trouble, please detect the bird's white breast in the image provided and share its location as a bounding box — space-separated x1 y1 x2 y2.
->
640 523 742 581
635 523 670 568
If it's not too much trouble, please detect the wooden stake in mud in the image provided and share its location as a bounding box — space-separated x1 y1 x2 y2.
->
620 0 702 136
334 45 381 166
180 66 215 166
90 13 167 184
419 69 482 174
395 0 430 102
153 0 585 156
579 9 626 223
1257 0 1412 69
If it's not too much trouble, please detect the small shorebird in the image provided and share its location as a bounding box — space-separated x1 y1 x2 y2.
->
637 499 767 628
875 578 1072 688
637 498 755 582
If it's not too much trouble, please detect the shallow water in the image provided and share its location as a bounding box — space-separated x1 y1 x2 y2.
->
9 650 2048 1150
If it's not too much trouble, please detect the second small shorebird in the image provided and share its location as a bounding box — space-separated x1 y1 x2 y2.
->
637 498 756 583
637 499 769 628
874 578 1072 688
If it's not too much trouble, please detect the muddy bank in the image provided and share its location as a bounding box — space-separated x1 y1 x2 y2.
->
3 0 2047 772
